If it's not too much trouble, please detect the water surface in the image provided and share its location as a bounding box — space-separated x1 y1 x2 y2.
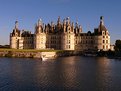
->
0 56 121 91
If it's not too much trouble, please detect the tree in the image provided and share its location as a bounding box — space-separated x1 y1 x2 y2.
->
115 40 121 51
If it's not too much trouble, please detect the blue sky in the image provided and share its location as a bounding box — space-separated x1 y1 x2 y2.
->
0 0 121 45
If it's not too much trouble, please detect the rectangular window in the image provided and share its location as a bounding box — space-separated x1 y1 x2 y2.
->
66 45 68 49
103 45 105 49
69 40 70 44
106 45 108 49
103 40 105 43
69 45 70 49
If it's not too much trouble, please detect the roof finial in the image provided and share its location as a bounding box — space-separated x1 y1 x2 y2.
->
58 16 60 21
100 16 104 25
38 18 42 26
76 17 78 24
76 18 78 27
57 16 61 24
66 17 70 25
15 21 18 29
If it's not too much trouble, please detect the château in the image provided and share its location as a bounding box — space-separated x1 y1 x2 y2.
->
10 16 110 51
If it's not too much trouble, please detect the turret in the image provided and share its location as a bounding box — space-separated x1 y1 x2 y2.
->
95 16 110 51
10 21 20 49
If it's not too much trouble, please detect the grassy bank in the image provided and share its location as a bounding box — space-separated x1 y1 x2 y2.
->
0 48 82 58
0 48 66 52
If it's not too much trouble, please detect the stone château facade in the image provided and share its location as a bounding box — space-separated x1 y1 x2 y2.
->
10 16 110 51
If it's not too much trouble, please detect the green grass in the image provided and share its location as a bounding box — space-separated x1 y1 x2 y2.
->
0 48 69 52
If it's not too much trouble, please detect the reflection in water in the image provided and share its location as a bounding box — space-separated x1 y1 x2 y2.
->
0 57 121 91
95 57 112 91
58 57 79 89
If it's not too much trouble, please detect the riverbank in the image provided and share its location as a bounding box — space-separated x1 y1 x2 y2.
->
0 48 83 58
0 48 120 59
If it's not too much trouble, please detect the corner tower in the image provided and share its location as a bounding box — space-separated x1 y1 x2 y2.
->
10 21 21 49
94 16 110 51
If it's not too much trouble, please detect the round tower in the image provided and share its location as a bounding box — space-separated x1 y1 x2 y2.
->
10 21 20 49
34 19 46 49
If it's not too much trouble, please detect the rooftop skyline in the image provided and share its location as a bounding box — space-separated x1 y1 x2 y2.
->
0 0 121 45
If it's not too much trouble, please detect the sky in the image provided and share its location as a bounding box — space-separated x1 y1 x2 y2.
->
0 0 121 45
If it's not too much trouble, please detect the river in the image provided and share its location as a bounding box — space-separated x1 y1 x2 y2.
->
0 56 121 91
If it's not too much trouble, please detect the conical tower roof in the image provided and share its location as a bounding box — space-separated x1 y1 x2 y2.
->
98 16 108 32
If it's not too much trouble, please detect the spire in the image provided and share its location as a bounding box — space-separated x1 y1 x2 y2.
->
15 21 18 29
